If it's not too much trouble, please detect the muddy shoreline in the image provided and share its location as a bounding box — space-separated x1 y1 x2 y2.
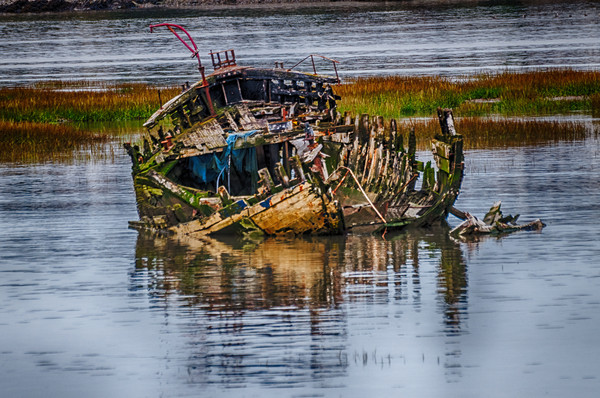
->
0 0 479 14
1 0 352 14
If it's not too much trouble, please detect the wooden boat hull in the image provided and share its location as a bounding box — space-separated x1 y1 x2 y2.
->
125 59 464 238
168 182 344 237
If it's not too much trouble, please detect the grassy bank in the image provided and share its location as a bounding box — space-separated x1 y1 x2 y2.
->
0 81 180 123
0 81 179 162
1 70 597 162
336 69 600 118
3 70 599 124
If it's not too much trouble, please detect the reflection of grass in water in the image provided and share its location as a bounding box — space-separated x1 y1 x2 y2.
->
336 69 600 118
2 117 592 163
404 117 594 150
81 120 143 143
0 120 111 163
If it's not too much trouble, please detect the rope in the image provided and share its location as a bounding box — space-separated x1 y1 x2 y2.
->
336 166 386 224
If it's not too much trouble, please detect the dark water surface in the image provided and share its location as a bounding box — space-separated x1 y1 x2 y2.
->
1 134 600 397
1 1 600 85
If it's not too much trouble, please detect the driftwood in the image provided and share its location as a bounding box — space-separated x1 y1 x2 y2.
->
450 201 545 239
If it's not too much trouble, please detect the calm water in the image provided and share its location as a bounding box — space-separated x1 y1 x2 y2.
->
0 1 600 85
2 2 600 397
1 135 600 397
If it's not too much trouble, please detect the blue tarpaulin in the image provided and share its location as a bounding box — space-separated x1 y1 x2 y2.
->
188 130 259 191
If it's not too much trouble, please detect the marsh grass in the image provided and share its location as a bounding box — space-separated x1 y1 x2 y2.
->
0 81 180 123
337 69 600 118
0 120 110 163
0 81 175 162
1 73 597 162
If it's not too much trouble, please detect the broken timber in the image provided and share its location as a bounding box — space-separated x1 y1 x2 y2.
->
450 201 545 239
125 23 466 238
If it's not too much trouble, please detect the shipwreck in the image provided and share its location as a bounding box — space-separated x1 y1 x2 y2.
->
125 23 465 237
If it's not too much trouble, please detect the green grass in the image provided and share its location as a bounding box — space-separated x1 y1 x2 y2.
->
336 69 600 118
1 71 597 163
0 81 177 162
0 81 179 123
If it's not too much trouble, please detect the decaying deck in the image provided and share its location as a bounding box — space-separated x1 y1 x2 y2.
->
127 103 464 237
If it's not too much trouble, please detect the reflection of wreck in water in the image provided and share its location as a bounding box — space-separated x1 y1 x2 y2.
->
134 233 347 310
125 23 464 238
132 227 468 386
340 227 468 335
133 233 349 387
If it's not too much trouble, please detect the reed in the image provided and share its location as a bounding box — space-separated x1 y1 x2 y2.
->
0 120 110 163
401 117 593 150
336 69 600 118
0 81 180 123
4 70 598 123
1 72 596 163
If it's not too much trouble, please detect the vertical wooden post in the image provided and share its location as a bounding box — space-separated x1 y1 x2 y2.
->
444 109 457 136
407 128 417 191
290 156 306 182
360 114 370 144
283 141 290 176
344 111 352 126
437 107 448 135
376 116 385 142
274 162 290 187
258 168 274 194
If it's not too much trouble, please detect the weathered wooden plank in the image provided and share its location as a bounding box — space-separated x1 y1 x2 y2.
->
374 150 392 201
365 141 380 187
235 103 261 130
360 136 376 185
180 118 228 153
373 146 390 193
360 114 370 144
258 167 275 193
355 140 369 180
437 107 449 135
173 182 304 236
347 136 359 172
449 206 468 220
271 87 321 98
432 139 452 160
379 153 401 201
274 162 290 187
437 156 451 174
251 187 334 234
145 170 206 210
421 161 435 191
225 111 240 132
375 115 385 142
344 111 352 126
